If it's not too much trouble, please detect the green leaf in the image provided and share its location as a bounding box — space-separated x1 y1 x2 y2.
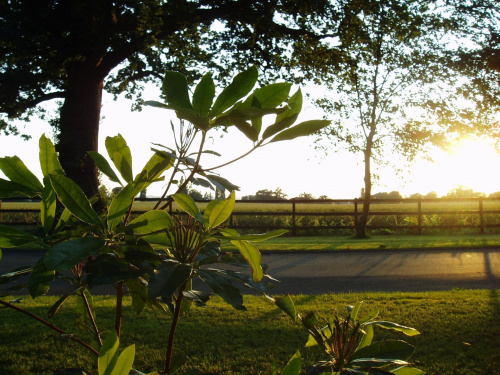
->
163 71 193 110
231 117 259 141
221 229 263 282
148 260 192 299
129 210 174 235
86 254 143 288
204 174 240 192
108 183 135 231
27 258 55 298
0 178 39 198
39 134 64 176
270 120 331 143
277 88 303 123
48 291 74 318
0 225 41 248
99 332 119 375
262 113 299 140
49 174 104 227
357 324 374 351
197 269 246 310
105 134 133 183
88 151 122 185
254 82 292 109
281 351 302 375
0 156 43 191
218 229 287 242
193 72 215 116
391 367 425 375
53 207 72 234
351 340 415 365
44 237 105 271
172 193 203 221
371 321 420 336
41 179 56 233
204 191 235 229
275 295 296 321
126 278 148 315
350 301 363 322
133 151 173 196
109 344 135 375
210 66 258 118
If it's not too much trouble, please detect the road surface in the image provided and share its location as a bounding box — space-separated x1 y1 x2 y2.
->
1 249 499 294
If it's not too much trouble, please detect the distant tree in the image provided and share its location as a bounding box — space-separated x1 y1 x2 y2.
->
319 195 331 200
371 192 389 200
252 187 288 200
424 191 438 199
111 186 123 196
447 186 485 199
408 193 423 199
139 189 147 199
295 192 315 200
203 192 213 201
489 191 500 198
388 191 403 200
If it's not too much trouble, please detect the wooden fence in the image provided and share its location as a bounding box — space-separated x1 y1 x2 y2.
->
2 197 500 235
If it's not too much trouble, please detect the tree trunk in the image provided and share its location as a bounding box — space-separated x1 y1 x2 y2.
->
356 148 372 238
57 66 104 200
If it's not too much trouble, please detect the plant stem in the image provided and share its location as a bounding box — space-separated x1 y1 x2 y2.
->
203 141 263 172
164 282 188 374
81 290 102 347
0 298 99 356
115 281 124 337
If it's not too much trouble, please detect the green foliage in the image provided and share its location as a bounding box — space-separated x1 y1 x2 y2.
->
0 67 332 374
275 300 422 375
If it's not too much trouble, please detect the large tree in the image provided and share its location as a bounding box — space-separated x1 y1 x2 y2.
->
0 0 331 199
293 0 500 237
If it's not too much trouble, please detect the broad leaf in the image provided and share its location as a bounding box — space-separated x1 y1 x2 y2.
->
39 134 64 176
270 120 331 143
351 340 415 366
108 183 135 231
218 229 288 242
0 178 39 198
193 72 215 116
86 254 145 288
231 117 259 141
0 156 43 191
99 332 119 375
281 351 302 375
223 229 263 282
49 174 104 227
357 324 374 351
110 344 135 375
182 289 212 307
0 225 40 248
204 191 235 229
371 321 420 336
275 295 296 321
197 269 246 310
210 66 258 118
105 134 133 183
53 207 72 234
88 151 122 185
27 258 55 298
350 301 363 322
44 237 105 271
129 210 174 235
163 71 193 110
204 174 240 192
391 367 425 375
41 179 56 233
277 88 303 123
48 291 75 318
262 113 299 140
126 278 148 315
254 82 292 109
172 193 202 221
148 260 192 299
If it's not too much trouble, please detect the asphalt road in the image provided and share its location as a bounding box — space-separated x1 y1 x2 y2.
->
1 248 500 295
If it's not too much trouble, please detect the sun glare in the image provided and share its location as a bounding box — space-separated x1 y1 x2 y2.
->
407 137 500 197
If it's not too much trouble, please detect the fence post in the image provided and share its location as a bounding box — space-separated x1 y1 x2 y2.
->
417 197 422 235
354 198 358 230
292 199 296 236
479 196 484 234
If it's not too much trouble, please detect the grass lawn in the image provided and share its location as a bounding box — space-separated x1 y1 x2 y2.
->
221 233 500 252
1 290 499 374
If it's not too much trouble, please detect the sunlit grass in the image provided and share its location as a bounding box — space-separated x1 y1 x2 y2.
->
1 290 499 374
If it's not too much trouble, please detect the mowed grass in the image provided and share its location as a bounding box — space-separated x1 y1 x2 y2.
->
221 233 500 251
1 290 499 374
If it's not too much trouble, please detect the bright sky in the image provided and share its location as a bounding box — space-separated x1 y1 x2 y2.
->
2 83 500 199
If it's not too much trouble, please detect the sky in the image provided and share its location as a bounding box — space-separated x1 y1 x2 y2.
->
2 83 500 200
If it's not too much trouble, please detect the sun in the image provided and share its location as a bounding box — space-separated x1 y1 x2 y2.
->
406 136 500 197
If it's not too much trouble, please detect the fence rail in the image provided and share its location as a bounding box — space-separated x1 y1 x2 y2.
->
2 197 500 235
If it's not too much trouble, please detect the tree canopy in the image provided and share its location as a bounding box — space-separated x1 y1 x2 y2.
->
0 0 332 198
